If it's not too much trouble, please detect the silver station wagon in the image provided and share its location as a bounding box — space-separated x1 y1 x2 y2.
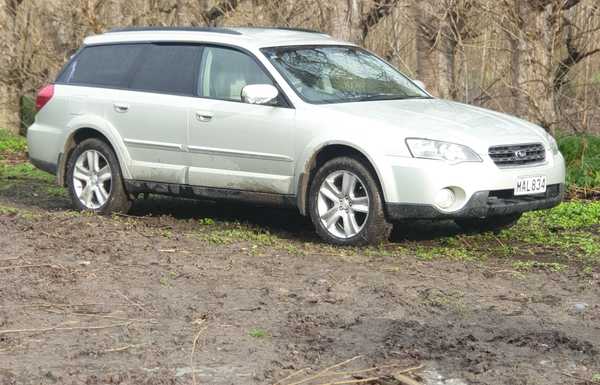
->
27 27 565 245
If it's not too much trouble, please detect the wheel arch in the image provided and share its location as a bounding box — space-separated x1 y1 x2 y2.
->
58 125 130 187
296 143 386 216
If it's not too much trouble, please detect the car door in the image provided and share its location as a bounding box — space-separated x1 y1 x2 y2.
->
187 45 296 195
106 43 203 184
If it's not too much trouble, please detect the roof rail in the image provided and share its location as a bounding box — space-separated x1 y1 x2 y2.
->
242 26 326 34
107 27 242 35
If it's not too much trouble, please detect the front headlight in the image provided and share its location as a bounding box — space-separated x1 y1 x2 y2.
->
545 131 559 155
406 138 482 164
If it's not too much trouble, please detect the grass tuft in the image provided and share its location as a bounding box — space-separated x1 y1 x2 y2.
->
248 328 267 338
0 129 27 155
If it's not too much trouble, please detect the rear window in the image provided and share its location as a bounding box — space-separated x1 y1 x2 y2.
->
129 44 203 95
58 44 145 87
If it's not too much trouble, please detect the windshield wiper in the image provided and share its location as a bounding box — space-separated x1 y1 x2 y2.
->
353 94 403 102
353 94 431 102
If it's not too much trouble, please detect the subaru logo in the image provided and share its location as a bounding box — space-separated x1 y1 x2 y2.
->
515 150 527 158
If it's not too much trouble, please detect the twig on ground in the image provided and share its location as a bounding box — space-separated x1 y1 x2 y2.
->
272 368 310 385
40 231 68 240
561 371 590 382
393 372 423 385
0 321 132 335
276 360 424 385
329 363 422 378
114 212 151 219
284 356 362 385
116 291 151 314
0 302 128 310
71 312 158 323
458 235 473 248
0 263 62 271
100 342 148 354
0 256 23 263
493 235 506 249
190 319 208 385
314 377 380 385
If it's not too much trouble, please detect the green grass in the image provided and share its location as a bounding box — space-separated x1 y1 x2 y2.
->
0 162 54 183
248 328 267 338
512 260 566 272
0 145 64 199
541 200 600 228
197 223 280 247
558 134 600 189
492 201 600 265
387 201 600 270
0 129 27 155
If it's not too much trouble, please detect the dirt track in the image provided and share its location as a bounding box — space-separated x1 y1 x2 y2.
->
0 188 599 385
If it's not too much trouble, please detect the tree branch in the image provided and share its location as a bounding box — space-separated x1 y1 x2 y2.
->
554 16 600 91
361 0 399 40
202 0 239 25
562 0 582 11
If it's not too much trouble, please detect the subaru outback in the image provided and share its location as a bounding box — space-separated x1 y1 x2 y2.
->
27 27 565 245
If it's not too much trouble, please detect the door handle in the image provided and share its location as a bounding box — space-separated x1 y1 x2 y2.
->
113 103 129 113
195 111 213 122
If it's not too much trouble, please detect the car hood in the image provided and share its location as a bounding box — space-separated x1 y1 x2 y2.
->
324 99 548 154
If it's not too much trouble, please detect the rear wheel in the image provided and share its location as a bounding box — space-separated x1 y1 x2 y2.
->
308 157 391 245
66 138 131 214
455 213 522 234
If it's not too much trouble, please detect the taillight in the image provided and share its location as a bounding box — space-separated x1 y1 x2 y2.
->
35 84 54 111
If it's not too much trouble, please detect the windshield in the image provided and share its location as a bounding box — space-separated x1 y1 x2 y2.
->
262 45 430 104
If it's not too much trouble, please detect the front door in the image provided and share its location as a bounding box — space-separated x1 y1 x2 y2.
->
187 45 296 195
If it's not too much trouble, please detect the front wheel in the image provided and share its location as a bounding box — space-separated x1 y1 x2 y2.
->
308 157 391 245
455 213 522 234
66 138 132 214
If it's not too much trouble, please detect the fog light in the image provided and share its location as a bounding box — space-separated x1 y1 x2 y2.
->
435 188 456 209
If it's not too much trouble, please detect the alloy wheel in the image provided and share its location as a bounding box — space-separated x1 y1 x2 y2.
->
72 150 112 209
317 170 370 239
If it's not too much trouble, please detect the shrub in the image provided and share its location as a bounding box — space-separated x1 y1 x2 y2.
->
20 95 36 135
557 134 600 189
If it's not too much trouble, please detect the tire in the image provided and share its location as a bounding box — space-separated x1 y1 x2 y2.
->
308 156 392 246
455 213 522 234
66 138 132 215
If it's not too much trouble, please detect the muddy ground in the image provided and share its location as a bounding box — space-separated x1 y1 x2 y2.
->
0 173 599 385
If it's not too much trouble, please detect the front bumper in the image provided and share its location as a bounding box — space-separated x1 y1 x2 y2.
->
386 183 564 220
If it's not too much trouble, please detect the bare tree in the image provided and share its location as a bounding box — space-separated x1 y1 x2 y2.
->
2 0 600 135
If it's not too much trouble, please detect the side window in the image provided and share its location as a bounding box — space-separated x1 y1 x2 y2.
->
200 46 273 102
60 44 145 87
129 44 203 95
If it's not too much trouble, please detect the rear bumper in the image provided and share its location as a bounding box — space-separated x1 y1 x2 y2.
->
386 183 564 220
29 155 59 175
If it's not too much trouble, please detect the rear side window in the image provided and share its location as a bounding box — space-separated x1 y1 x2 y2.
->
59 44 145 87
129 44 203 95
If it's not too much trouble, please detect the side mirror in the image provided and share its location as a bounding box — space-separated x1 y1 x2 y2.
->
413 80 426 91
241 84 279 105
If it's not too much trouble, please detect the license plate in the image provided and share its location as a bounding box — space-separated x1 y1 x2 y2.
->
515 176 547 196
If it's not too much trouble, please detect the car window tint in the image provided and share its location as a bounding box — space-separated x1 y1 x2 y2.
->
130 44 203 95
63 44 145 87
200 47 272 101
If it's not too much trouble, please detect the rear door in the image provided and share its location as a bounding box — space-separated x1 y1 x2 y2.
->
108 43 203 184
187 45 296 195
63 43 202 185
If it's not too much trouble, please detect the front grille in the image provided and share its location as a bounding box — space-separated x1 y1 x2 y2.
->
488 143 546 166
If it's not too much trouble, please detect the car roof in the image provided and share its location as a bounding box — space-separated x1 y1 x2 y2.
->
83 27 352 49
